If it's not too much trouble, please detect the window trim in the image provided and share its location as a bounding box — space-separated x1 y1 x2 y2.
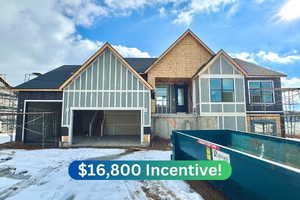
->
210 78 234 102
248 80 275 105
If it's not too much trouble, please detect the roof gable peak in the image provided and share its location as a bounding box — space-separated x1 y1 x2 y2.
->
60 42 153 90
144 29 214 73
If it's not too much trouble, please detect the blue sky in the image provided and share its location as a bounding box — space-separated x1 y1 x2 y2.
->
1 0 300 87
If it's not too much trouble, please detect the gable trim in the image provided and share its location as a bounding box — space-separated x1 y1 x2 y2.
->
59 43 153 90
144 29 215 73
193 49 247 78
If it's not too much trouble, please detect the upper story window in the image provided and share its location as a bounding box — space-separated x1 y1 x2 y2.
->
249 81 274 104
210 78 234 102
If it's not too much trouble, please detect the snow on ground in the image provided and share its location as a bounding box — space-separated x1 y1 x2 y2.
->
0 148 203 200
0 134 12 144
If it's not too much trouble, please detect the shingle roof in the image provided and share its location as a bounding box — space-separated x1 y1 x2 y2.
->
14 56 286 90
124 58 157 73
233 58 286 77
14 65 81 89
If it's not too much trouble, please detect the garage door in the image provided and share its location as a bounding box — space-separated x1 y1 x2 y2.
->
103 110 141 136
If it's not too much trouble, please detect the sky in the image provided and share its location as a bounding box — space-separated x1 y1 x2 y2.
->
1 0 300 87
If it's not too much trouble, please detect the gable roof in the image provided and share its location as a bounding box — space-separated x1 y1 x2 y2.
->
60 43 153 90
144 29 215 73
233 58 286 77
193 50 247 78
193 50 286 78
13 65 81 91
124 58 157 73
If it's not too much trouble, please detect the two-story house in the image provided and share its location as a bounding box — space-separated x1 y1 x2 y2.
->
13 30 286 147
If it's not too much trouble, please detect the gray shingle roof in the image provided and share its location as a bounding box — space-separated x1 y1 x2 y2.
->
14 65 81 89
14 57 286 90
233 58 286 77
124 58 157 73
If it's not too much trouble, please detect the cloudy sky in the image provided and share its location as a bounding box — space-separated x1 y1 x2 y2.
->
1 0 300 87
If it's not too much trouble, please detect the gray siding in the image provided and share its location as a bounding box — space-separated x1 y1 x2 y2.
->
194 54 247 132
62 48 151 130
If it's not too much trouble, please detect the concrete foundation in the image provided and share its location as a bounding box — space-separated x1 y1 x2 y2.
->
152 114 218 139
71 135 143 147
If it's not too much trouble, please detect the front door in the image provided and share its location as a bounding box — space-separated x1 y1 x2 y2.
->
175 84 188 113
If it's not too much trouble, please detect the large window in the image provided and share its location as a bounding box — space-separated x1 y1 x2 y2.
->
249 81 274 103
210 78 234 102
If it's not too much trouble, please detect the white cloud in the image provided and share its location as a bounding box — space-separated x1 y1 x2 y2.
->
0 0 152 86
57 0 108 27
281 77 300 88
113 45 150 58
257 51 300 64
226 3 239 17
230 52 257 63
277 0 300 21
173 0 237 26
231 51 300 64
159 7 167 17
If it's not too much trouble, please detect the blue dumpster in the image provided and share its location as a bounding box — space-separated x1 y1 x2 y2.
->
171 130 300 200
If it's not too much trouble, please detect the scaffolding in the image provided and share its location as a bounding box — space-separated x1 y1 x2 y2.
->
0 76 17 141
248 87 300 138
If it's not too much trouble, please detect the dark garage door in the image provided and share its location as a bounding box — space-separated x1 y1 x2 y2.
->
103 110 141 136
24 102 62 146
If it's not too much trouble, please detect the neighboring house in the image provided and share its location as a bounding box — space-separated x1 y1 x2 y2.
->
0 76 17 133
13 30 286 146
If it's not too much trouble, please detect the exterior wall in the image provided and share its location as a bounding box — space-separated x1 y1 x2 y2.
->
152 114 217 139
194 55 247 131
246 114 282 137
147 33 213 113
62 48 151 141
15 91 62 141
245 77 283 112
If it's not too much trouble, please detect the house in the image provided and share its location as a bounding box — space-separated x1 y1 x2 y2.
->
0 76 17 133
13 30 286 147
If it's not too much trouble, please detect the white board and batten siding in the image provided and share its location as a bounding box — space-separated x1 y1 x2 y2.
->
62 48 151 136
194 54 247 131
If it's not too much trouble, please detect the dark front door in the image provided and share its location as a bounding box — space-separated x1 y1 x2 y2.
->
175 84 188 113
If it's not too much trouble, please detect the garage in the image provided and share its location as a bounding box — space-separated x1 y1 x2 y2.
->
60 45 152 146
23 101 62 147
72 110 142 146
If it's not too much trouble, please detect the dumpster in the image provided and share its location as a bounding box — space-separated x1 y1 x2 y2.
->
171 130 300 200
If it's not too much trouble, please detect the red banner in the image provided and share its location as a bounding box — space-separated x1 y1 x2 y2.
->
197 139 220 150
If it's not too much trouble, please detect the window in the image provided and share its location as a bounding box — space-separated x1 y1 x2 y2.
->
177 88 184 106
251 120 276 136
210 78 234 102
249 81 274 103
156 87 168 106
